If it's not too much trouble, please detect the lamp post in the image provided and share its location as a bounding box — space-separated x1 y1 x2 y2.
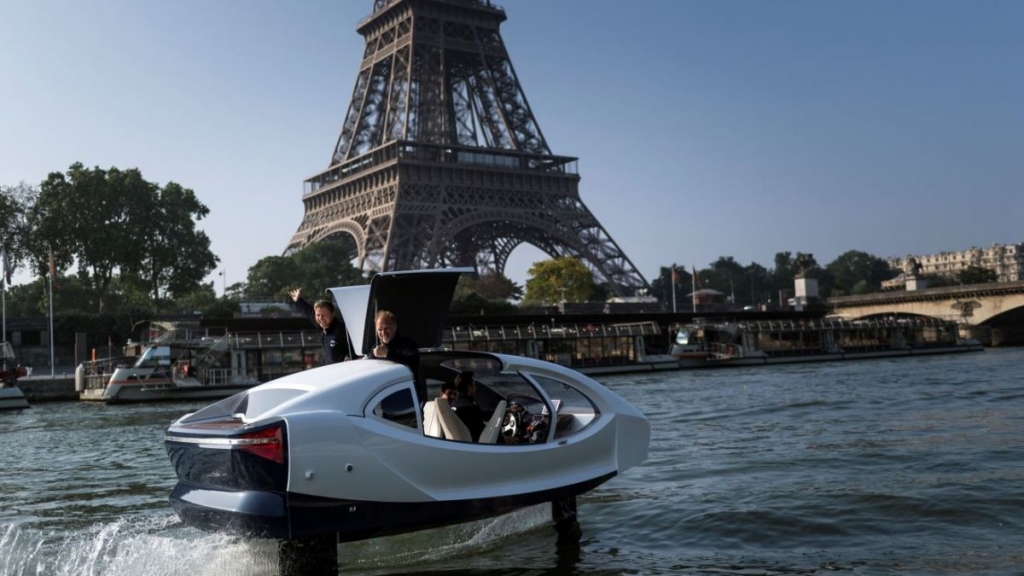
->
748 270 756 308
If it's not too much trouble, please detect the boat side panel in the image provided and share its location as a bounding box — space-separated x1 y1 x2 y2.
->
170 471 615 541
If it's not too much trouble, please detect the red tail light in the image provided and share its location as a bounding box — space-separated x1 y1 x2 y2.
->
236 424 285 464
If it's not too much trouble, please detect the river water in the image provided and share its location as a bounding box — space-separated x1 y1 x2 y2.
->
2 348 1022 576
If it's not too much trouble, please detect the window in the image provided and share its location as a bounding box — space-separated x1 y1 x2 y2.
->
367 385 418 430
526 374 600 440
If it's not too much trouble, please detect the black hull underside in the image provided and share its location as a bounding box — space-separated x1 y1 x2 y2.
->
170 471 615 541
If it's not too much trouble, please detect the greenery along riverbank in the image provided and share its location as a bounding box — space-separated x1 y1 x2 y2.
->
2 164 1003 354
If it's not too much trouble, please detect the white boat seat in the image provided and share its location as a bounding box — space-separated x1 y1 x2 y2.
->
434 397 473 442
478 400 507 444
422 400 443 438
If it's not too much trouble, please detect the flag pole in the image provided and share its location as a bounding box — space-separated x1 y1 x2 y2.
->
691 264 697 313
1 247 7 341
49 253 55 376
671 267 677 313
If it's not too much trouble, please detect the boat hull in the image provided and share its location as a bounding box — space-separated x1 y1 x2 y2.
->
0 386 30 410
169 472 613 541
674 342 983 369
101 382 259 404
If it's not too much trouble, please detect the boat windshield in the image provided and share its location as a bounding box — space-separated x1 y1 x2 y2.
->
675 330 692 345
134 346 171 368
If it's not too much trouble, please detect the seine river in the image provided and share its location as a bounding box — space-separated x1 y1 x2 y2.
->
2 348 1023 576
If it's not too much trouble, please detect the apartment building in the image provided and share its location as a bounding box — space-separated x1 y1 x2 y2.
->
887 243 1024 283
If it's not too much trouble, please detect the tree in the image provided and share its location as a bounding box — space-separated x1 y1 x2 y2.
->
769 251 797 298
474 272 523 301
245 238 364 300
956 265 997 285
137 181 219 300
246 255 300 298
826 250 893 296
524 257 596 304
649 264 691 310
743 262 769 306
449 272 522 314
29 164 217 311
0 182 34 279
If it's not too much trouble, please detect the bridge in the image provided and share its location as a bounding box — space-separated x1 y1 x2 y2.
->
827 280 1024 346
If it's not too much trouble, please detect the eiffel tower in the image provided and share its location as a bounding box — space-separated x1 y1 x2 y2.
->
286 0 649 296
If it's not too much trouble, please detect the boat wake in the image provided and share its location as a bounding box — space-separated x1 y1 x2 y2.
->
0 515 277 576
336 504 551 570
0 506 552 576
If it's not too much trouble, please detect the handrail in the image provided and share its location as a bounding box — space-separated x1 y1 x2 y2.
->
443 321 660 343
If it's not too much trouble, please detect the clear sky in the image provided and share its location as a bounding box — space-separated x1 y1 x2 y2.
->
2 0 1022 294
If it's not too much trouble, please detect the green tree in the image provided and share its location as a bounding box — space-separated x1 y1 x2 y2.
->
450 272 522 314
136 181 219 300
246 255 300 298
743 262 769 306
649 264 691 310
474 272 523 301
921 273 954 288
956 265 998 285
246 238 364 299
0 182 34 278
826 250 893 296
769 251 797 298
31 164 148 311
524 257 596 304
170 283 220 314
29 164 217 311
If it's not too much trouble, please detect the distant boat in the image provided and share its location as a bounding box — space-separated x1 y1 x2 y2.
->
668 316 983 367
443 320 681 375
77 328 327 404
0 341 30 410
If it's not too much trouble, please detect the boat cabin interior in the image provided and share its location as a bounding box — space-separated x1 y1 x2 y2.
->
377 351 598 446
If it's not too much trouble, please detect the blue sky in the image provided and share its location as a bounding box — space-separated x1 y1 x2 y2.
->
2 0 1022 293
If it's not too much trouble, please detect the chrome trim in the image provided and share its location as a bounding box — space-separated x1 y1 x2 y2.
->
164 435 279 447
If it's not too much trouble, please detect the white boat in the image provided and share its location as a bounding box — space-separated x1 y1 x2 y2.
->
0 341 29 410
164 268 650 574
0 385 29 410
669 317 983 367
78 329 324 404
443 319 681 374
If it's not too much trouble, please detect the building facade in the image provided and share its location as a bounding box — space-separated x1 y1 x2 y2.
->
887 243 1024 283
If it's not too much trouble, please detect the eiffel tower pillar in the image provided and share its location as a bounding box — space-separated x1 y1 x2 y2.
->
287 0 649 297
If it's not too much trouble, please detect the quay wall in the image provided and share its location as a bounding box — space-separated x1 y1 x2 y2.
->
19 377 77 402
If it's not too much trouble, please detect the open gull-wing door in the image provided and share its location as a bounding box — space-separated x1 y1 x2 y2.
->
328 268 473 357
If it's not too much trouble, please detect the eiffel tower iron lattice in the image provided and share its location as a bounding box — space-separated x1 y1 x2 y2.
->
286 0 649 297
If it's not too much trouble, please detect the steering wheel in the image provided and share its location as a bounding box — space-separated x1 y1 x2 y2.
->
501 410 519 437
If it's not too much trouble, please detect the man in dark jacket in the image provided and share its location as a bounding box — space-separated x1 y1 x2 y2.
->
372 309 422 399
289 288 350 365
452 371 486 442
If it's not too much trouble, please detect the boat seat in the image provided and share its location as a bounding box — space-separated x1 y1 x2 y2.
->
434 397 473 442
478 400 507 444
422 400 443 438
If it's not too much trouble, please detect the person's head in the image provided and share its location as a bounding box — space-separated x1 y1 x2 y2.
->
375 310 397 344
455 371 475 397
313 300 336 330
439 380 458 402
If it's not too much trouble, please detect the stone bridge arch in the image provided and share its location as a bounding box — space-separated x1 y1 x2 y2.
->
828 280 1024 345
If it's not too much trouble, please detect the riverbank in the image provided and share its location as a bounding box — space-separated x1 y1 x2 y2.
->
17 373 77 402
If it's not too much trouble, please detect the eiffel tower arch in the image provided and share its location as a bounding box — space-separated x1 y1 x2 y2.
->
287 0 649 296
